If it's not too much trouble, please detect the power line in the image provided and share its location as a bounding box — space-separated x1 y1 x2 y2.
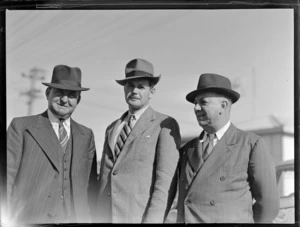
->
20 67 46 115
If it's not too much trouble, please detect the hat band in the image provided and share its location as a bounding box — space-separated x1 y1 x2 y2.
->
53 79 82 88
198 84 232 90
126 70 153 78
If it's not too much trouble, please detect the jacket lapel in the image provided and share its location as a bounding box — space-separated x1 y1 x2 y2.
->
124 107 155 146
186 137 203 172
115 107 155 161
71 119 86 157
188 124 237 191
27 111 60 171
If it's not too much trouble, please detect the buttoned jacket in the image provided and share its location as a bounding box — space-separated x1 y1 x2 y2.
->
7 111 98 224
169 123 279 223
97 107 181 223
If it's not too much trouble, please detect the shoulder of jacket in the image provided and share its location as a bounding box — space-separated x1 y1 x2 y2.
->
11 114 40 125
235 126 262 143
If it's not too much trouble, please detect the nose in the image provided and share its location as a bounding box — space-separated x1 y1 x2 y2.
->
60 95 68 102
194 103 201 111
131 87 138 93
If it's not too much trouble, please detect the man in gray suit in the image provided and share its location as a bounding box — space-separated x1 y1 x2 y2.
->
167 73 279 223
7 65 98 224
96 58 181 223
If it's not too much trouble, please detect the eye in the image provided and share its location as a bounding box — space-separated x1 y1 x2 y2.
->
137 84 145 89
67 92 78 98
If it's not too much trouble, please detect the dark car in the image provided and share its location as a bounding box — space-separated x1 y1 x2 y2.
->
273 159 294 223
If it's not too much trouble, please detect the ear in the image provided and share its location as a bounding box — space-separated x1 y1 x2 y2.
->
45 87 51 99
77 94 81 104
219 99 228 115
149 87 156 99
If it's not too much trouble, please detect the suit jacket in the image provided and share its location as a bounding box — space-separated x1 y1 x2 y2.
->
97 107 181 223
7 111 98 224
170 123 279 223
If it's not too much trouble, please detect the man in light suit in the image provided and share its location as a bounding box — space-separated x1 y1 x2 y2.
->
7 65 98 224
167 73 279 223
96 58 181 223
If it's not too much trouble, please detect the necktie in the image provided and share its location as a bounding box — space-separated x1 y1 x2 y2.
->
202 133 215 161
115 115 134 158
59 119 68 151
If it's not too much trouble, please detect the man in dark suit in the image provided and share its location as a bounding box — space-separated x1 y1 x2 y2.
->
167 73 279 223
96 58 181 223
7 65 98 224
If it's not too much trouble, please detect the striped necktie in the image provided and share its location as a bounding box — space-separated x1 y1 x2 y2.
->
59 119 68 151
202 133 215 161
115 115 134 158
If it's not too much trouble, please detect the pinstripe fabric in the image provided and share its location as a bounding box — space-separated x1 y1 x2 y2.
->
59 119 68 151
7 111 98 224
114 115 134 158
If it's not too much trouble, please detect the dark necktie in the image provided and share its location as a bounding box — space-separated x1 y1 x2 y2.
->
59 119 68 151
115 115 134 158
202 133 215 161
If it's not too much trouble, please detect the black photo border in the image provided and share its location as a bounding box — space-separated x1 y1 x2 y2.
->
0 1 299 226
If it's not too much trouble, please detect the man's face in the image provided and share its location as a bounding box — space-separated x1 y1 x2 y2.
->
46 87 81 119
124 79 155 112
194 92 224 130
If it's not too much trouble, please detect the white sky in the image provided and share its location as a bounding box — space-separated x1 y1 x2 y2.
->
6 9 294 157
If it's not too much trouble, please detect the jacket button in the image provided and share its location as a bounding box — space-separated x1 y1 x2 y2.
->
210 200 215 205
60 195 64 200
107 192 111 196
185 200 190 204
220 176 225 181
47 213 53 218
112 170 118 175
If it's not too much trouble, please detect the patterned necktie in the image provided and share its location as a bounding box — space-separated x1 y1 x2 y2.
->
202 133 215 161
59 119 68 151
115 115 134 158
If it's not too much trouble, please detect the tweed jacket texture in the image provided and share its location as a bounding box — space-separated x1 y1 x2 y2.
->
97 107 181 223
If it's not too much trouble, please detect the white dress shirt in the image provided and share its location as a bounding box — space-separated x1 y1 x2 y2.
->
47 109 71 140
113 105 149 148
200 121 231 147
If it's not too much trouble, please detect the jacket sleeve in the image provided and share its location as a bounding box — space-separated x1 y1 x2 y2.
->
6 119 23 212
87 130 100 223
248 137 280 223
142 117 181 223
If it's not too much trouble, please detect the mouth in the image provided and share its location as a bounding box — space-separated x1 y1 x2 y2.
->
129 96 140 100
57 103 69 108
196 112 206 119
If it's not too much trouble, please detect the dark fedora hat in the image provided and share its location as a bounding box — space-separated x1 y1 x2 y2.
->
42 65 89 91
116 58 161 86
186 73 240 104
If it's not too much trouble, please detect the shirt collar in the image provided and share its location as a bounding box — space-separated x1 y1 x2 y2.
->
47 109 71 128
128 105 149 121
215 121 231 140
200 121 231 142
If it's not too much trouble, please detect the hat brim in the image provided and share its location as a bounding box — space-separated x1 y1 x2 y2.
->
116 75 161 86
186 87 240 104
42 82 90 91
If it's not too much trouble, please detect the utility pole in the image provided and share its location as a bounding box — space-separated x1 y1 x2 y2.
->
20 67 45 115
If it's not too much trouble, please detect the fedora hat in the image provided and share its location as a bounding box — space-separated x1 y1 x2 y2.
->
42 65 89 91
186 73 240 104
116 58 161 86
